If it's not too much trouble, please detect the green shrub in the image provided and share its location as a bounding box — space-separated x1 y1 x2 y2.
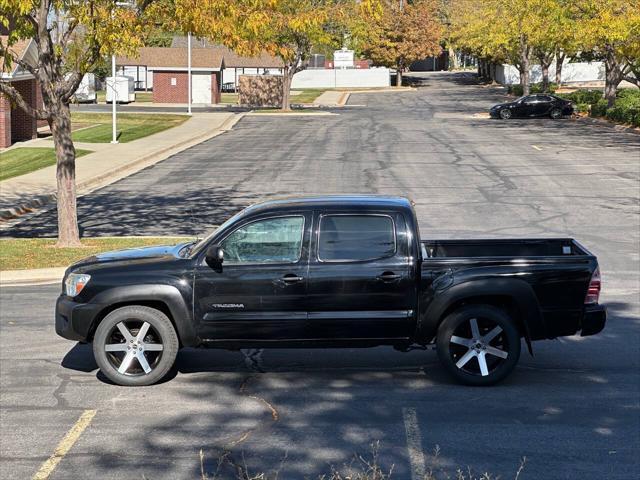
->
556 89 603 105
530 82 558 93
575 102 590 113
509 84 524 96
590 98 609 117
508 82 558 96
606 91 640 126
616 88 640 101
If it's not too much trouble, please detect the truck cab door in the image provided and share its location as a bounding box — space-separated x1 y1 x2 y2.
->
193 213 311 341
306 211 417 340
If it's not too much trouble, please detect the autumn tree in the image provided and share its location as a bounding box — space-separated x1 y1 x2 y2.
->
0 0 259 246
574 0 640 106
517 0 585 91
0 1 152 246
363 0 443 87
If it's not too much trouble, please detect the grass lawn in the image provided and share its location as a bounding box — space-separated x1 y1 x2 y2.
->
0 148 92 182
291 89 327 103
221 93 238 104
0 237 191 270
95 90 153 103
70 112 189 143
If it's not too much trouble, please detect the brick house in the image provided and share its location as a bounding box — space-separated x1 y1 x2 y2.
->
0 36 42 149
170 37 283 92
116 48 224 104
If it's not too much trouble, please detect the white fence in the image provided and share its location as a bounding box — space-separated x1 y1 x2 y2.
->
291 68 390 89
494 61 606 85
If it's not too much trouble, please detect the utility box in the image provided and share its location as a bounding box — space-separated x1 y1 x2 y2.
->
105 76 135 104
73 73 97 103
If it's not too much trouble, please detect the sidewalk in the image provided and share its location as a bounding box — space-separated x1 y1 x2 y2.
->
313 91 350 106
312 87 415 107
0 267 66 286
0 112 241 221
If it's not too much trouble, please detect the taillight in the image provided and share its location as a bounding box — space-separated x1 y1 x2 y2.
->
585 267 601 304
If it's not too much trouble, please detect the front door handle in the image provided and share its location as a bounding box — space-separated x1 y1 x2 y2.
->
377 272 401 282
281 274 304 284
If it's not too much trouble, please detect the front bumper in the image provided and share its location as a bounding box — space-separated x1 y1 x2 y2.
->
55 296 104 342
581 304 606 336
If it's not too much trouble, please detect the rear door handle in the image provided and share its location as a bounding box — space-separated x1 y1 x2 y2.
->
377 272 401 282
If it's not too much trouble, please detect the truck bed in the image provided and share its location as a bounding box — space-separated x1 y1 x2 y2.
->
421 238 593 259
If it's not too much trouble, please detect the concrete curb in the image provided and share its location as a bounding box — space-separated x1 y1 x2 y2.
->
0 267 66 287
0 113 245 223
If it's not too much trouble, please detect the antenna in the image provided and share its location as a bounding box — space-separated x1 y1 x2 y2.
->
187 206 201 241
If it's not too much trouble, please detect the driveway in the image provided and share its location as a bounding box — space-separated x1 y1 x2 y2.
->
1 72 639 479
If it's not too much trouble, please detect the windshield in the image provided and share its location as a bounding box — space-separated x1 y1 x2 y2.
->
187 207 249 257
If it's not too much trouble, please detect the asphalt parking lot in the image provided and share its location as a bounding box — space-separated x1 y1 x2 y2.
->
1 72 639 479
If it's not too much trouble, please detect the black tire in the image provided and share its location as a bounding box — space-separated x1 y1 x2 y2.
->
93 306 179 386
499 109 512 120
436 305 521 386
550 108 562 119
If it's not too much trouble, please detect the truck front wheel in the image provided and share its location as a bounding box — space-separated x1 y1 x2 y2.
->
436 305 521 386
93 306 179 386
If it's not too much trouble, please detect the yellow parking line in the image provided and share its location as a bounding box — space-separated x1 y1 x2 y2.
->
32 409 97 480
531 145 542 151
402 407 426 480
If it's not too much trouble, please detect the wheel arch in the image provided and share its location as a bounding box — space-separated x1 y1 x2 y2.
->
88 285 198 347
418 278 545 354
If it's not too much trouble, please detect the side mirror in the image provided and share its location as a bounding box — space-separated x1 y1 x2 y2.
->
205 245 224 271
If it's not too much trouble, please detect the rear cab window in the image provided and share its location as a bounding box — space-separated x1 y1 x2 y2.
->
318 214 396 262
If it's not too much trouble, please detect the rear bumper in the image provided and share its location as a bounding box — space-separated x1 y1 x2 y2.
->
55 296 104 342
581 304 606 336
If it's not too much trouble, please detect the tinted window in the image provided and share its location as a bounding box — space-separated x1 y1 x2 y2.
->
319 215 395 261
222 216 304 264
538 95 553 102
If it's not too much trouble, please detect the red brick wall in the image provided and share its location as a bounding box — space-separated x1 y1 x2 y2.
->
152 70 221 104
0 93 11 148
11 79 37 143
212 72 221 104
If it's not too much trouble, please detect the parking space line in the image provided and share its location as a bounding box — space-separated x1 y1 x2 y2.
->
32 409 97 480
531 145 542 151
402 407 426 480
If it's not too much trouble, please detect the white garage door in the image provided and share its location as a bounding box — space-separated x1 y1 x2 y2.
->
192 72 212 104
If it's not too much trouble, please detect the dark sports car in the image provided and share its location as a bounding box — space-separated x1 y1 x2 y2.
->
490 94 575 119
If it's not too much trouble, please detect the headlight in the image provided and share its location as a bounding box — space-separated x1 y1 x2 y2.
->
65 273 91 297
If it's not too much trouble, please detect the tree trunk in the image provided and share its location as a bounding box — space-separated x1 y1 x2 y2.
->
604 45 623 108
538 54 552 92
541 63 550 91
448 45 458 70
396 67 403 87
281 66 292 111
50 104 81 247
555 51 565 85
519 34 531 96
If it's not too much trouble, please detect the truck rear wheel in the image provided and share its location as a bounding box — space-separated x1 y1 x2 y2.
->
93 306 179 386
436 305 520 386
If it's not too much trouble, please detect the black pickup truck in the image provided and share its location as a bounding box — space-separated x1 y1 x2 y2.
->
56 196 606 386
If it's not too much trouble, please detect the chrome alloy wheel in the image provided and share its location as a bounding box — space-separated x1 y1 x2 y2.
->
104 321 164 376
449 318 509 377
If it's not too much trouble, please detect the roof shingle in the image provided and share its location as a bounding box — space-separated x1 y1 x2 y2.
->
116 47 224 70
170 36 283 69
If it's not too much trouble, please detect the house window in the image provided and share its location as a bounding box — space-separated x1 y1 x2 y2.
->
170 77 177 86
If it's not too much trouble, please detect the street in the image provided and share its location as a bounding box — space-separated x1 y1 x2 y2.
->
1 72 639 479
